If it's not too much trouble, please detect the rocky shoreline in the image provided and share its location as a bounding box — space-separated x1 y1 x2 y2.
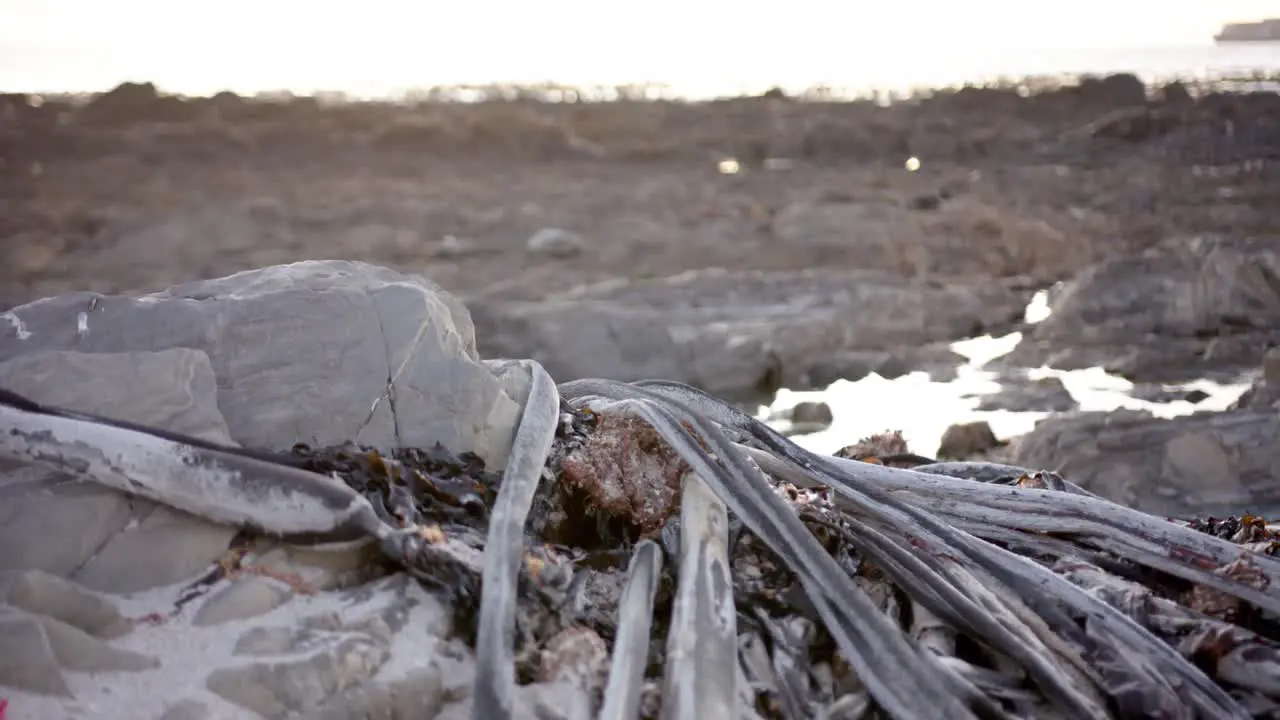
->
1 261 1279 718
1 73 1278 716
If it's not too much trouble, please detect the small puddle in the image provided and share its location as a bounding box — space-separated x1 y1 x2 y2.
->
761 289 1254 457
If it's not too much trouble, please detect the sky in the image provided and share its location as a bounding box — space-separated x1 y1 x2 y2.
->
1 1 1278 95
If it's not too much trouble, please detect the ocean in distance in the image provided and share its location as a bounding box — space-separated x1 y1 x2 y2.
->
4 39 1280 100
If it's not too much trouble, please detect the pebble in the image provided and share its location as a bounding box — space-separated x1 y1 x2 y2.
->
527 227 585 258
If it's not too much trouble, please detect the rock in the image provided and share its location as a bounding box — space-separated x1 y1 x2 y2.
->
1158 81 1194 107
976 376 1077 412
1232 347 1280 411
205 575 434 718
1002 236 1280 383
157 699 218 720
0 610 72 696
0 570 131 639
1183 389 1211 404
1075 73 1148 108
297 666 450 719
0 347 234 444
1129 384 1212 405
0 348 238 591
73 504 239 594
472 268 1024 404
207 633 389 717
789 401 834 427
1087 106 1183 142
0 260 528 469
77 81 202 126
34 613 158 672
805 342 966 387
193 576 296 627
937 421 1004 460
527 227 585 258
1013 407 1280 517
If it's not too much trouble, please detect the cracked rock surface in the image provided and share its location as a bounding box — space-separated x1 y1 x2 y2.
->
0 261 544 717
0 260 527 468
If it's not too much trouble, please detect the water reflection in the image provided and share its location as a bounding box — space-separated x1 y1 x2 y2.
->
762 329 1252 458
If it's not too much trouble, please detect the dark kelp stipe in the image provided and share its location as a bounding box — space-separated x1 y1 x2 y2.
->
3 366 1280 719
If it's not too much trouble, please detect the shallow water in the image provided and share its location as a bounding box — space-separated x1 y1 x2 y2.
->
762 290 1254 458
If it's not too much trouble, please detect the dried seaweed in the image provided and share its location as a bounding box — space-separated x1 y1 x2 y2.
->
7 367 1280 719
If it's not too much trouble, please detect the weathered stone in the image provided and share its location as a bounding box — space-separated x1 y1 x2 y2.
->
789 401 834 426
937 421 1003 460
0 347 233 444
35 613 158 672
193 576 295 627
0 260 529 468
0 569 131 639
976 375 1077 412
0 610 72 696
209 634 389 717
1004 236 1280 382
294 667 449 719
0 471 133 577
156 699 217 720
472 268 1024 403
1014 408 1280 517
802 342 965 388
0 346 238 585
244 537 389 593
72 504 236 594
527 227 585 258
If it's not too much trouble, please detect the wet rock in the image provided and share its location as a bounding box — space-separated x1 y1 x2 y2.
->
0 260 529 468
0 610 72 696
1233 347 1280 411
937 421 1004 460
1129 384 1210 405
527 227 585 258
0 570 131 639
1002 236 1280 383
788 401 834 432
472 268 1024 403
976 375 1077 412
193 576 295 627
1014 407 1280 517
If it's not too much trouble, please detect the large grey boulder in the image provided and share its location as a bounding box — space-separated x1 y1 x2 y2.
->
471 268 1028 402
0 261 553 718
1002 235 1280 381
0 260 527 467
